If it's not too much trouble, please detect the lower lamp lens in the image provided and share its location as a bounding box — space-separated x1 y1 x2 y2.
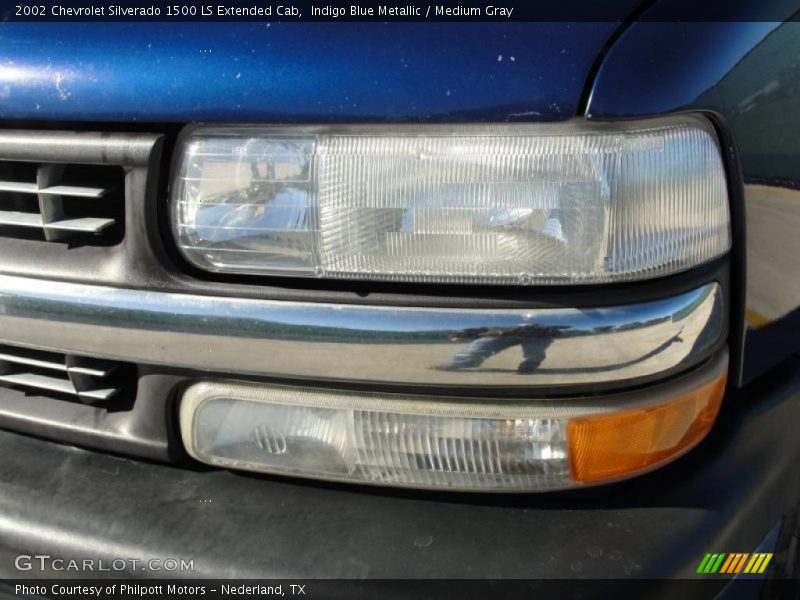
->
180 352 727 491
567 370 726 482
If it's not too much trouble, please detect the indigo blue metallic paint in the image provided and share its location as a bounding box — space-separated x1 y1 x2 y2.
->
0 22 622 122
587 11 800 385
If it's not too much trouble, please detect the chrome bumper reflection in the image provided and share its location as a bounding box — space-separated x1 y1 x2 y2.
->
0 274 723 389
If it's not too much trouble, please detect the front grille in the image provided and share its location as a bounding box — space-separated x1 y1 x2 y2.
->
0 344 127 403
0 130 164 458
0 161 125 244
0 130 162 276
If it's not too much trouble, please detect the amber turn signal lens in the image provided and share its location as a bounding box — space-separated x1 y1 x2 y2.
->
568 368 727 483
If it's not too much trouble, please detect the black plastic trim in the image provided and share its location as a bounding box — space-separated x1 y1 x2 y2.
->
0 366 183 464
705 112 748 389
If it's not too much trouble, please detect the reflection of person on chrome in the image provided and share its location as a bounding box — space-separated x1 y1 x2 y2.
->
443 324 571 374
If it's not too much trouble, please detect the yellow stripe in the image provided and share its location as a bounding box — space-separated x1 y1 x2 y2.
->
720 553 736 574
734 553 750 573
744 554 760 574
758 554 773 574
751 554 765 573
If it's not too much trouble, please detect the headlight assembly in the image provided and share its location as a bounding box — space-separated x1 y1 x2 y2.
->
171 115 733 492
171 116 730 285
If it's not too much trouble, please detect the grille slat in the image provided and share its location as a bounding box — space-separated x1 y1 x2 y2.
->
0 212 115 233
0 346 69 372
0 372 117 401
46 216 116 233
0 180 110 198
0 344 123 402
0 181 39 193
0 210 42 228
41 185 110 198
0 161 124 244
0 372 79 396
66 356 120 380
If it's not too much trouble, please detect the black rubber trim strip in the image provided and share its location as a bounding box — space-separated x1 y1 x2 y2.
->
576 0 659 116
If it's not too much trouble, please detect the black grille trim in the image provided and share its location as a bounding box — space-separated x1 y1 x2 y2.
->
0 161 125 244
0 129 164 285
0 343 131 404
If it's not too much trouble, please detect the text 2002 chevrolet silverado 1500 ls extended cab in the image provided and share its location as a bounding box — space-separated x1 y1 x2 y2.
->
0 1 800 592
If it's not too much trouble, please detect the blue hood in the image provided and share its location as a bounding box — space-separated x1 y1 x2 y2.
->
0 21 627 123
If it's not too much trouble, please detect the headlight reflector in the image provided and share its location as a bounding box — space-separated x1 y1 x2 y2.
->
172 116 730 285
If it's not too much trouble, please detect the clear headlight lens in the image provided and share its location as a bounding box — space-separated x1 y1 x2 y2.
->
171 116 730 285
180 351 727 491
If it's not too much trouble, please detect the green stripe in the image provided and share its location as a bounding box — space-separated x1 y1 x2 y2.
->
703 554 719 573
697 554 714 574
711 553 727 574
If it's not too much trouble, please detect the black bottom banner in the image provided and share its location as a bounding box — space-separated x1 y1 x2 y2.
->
2 579 800 600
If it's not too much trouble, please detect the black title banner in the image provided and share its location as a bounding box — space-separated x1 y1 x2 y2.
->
3 0 800 22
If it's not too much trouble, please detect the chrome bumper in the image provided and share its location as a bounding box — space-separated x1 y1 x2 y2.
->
0 274 723 389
